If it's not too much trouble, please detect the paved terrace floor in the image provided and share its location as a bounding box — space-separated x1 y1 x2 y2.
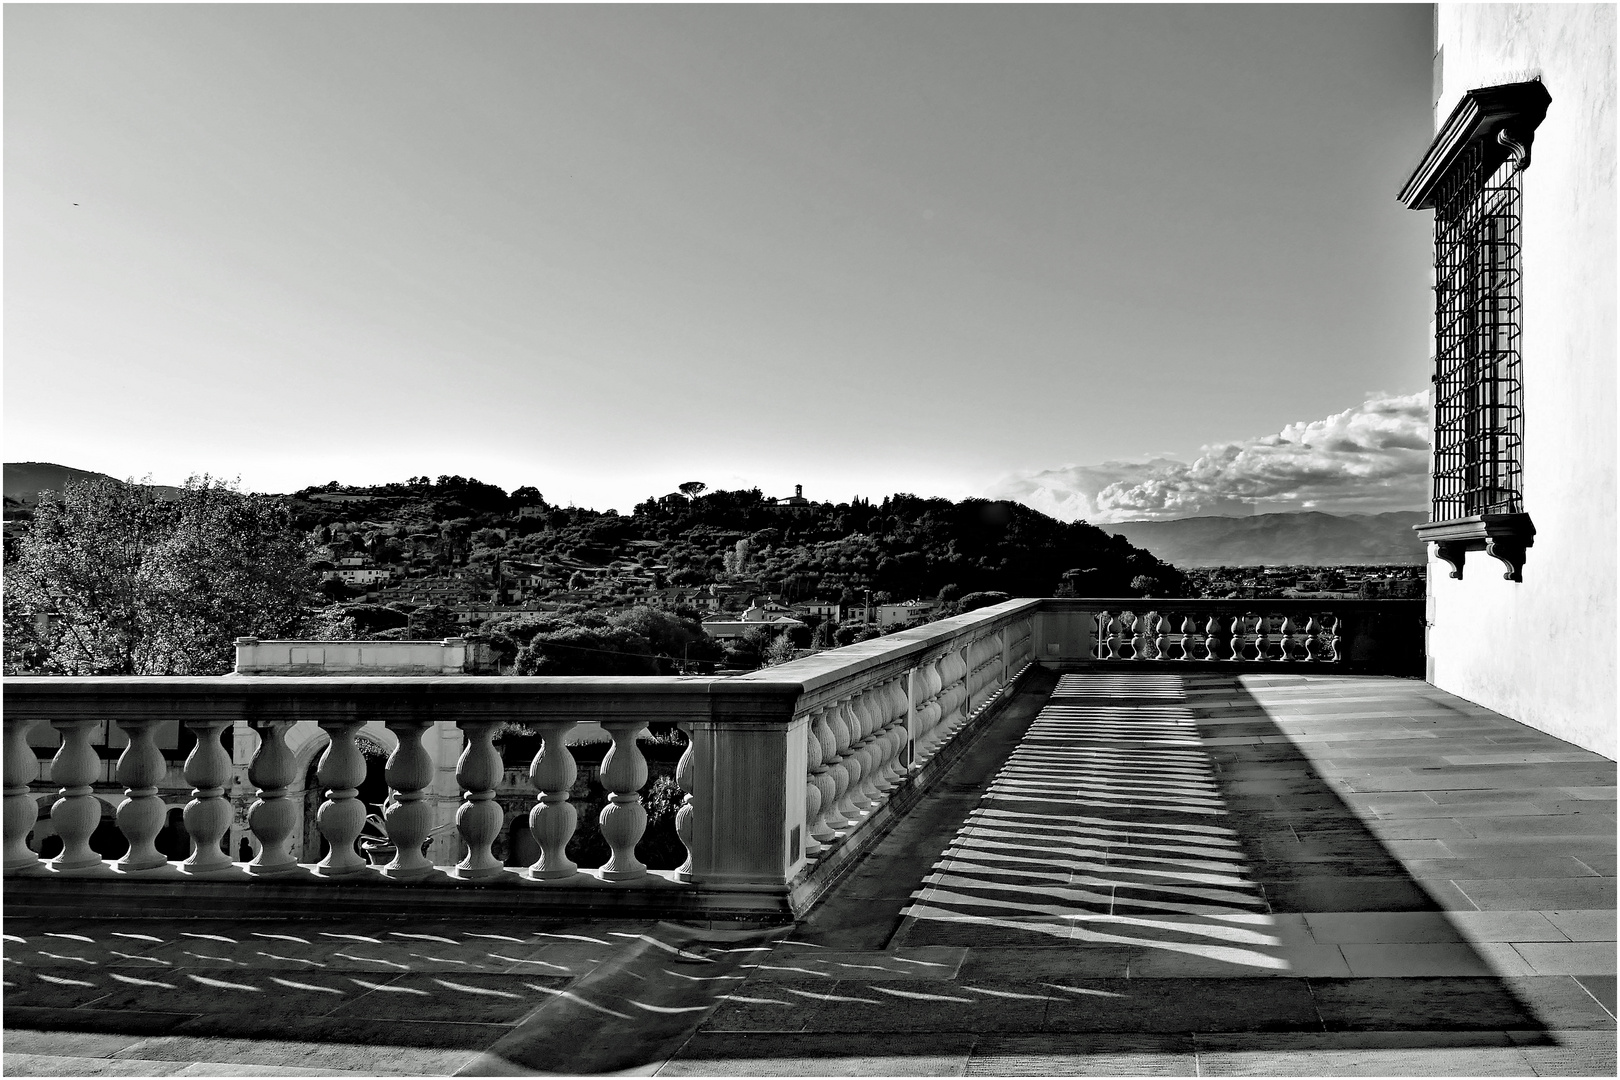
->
4 669 1615 1076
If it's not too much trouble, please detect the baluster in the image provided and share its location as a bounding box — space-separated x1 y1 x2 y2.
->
452 718 504 881
881 679 911 786
874 680 905 794
381 717 437 880
309 720 369 877
527 720 579 880
181 718 235 874
1254 615 1272 662
46 718 103 871
1279 616 1297 661
827 698 863 827
840 699 874 817
4 717 42 873
808 708 840 845
1228 615 1244 661
245 719 300 876
1324 614 1343 662
943 650 970 736
1303 615 1321 661
861 687 894 803
803 722 826 859
1180 615 1197 661
674 722 698 880
1155 612 1170 660
1093 612 1108 659
598 720 649 881
1204 615 1222 662
912 664 944 763
112 718 169 872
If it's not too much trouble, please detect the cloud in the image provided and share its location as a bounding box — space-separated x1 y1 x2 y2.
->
990 391 1431 523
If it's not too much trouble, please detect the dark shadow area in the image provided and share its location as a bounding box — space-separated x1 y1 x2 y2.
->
888 669 1584 1045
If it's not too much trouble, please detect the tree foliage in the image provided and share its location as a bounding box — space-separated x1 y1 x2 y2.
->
4 476 319 675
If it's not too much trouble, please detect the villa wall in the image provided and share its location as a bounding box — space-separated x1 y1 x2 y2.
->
1425 5 1616 756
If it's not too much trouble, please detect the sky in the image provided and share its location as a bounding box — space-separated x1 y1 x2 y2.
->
5 4 1437 521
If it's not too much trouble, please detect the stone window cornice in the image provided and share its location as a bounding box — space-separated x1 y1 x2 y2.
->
1398 81 1551 211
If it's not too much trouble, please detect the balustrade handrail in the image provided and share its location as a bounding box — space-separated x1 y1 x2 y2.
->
2 596 1419 914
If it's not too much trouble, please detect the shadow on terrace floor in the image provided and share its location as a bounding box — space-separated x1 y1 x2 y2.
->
667 670 1614 1075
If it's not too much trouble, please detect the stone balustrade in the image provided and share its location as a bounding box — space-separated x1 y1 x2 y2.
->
1030 598 1425 673
0 598 1420 918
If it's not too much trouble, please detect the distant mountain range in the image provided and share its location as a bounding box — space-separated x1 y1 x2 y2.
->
4 462 183 511
1100 511 1427 567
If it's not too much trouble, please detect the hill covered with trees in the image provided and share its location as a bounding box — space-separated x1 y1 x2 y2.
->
5 468 1187 676
285 477 1186 609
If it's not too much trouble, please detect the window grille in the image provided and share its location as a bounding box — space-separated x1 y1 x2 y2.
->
1430 139 1523 521
1398 80 1547 581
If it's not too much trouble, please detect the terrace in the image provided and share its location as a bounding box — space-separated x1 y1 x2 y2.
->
4 597 1614 1075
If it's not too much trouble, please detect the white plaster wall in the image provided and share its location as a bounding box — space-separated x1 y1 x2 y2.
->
1427 5 1616 756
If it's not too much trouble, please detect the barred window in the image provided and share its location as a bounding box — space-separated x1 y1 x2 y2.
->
1399 81 1548 581
1431 140 1523 520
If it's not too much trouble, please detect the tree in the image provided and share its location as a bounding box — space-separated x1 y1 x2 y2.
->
764 634 798 666
679 481 707 499
514 625 658 675
1130 575 1162 597
4 475 320 675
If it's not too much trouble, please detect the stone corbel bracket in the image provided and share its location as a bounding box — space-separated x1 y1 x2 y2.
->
1416 513 1536 582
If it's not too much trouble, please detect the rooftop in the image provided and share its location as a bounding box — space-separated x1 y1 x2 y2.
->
6 667 1613 1076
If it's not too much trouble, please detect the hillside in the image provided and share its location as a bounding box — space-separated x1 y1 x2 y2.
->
4 462 183 512
278 478 1189 607
1101 511 1427 567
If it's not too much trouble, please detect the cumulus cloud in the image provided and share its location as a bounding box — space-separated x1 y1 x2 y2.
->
990 391 1431 523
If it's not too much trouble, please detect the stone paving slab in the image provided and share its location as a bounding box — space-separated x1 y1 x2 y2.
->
661 1032 980 1076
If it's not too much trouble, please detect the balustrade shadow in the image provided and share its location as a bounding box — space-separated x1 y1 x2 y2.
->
889 670 1559 1044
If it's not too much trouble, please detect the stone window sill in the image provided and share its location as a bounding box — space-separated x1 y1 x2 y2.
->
1415 513 1535 582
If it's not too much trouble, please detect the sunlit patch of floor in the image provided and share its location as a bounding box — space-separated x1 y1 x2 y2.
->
898 672 1290 971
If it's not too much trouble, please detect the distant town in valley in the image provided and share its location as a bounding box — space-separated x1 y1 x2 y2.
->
2 461 1426 675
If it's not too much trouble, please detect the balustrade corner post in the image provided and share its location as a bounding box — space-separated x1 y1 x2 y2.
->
45 717 103 872
526 720 580 881
244 719 301 876
451 718 504 881
180 718 236 874
4 717 43 874
312 718 369 878
112 717 169 872
689 687 807 889
381 717 438 880
597 719 649 881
